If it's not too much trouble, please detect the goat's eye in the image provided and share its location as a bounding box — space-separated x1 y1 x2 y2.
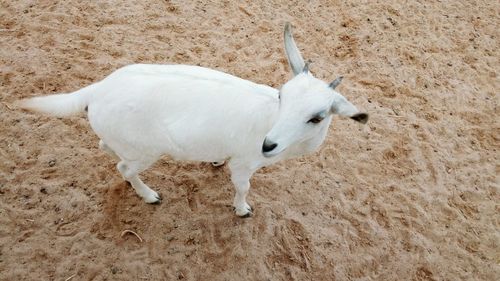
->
307 117 323 124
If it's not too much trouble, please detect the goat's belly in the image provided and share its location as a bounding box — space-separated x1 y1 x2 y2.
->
164 143 233 162
88 102 263 163
157 117 262 161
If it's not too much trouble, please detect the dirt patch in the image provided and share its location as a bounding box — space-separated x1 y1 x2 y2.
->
1 0 498 280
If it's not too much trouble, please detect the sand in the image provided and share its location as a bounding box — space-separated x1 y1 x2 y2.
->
0 0 498 280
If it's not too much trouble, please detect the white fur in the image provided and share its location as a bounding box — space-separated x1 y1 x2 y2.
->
17 24 367 216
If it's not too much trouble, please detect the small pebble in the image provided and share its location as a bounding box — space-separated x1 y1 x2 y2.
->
111 266 118 274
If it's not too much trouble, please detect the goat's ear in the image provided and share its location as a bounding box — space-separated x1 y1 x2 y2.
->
284 23 305 76
331 96 369 124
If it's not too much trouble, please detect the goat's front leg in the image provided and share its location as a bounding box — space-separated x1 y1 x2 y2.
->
228 162 255 217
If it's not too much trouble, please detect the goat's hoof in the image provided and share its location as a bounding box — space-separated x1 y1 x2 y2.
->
150 197 162 204
240 212 252 218
145 192 162 204
235 209 252 218
234 205 253 217
211 161 225 167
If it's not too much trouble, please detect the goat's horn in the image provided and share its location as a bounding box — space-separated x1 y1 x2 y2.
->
302 60 312 74
329 76 343 89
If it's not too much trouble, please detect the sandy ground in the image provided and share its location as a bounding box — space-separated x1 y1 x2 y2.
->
0 0 499 280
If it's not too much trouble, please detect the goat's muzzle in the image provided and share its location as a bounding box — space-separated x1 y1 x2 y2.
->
262 139 278 156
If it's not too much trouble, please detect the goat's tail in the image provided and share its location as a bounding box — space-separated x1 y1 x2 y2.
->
15 83 98 117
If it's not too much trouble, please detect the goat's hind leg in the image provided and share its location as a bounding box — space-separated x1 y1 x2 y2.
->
117 159 161 204
99 140 120 160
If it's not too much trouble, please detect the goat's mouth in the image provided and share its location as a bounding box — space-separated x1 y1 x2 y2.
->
262 151 279 158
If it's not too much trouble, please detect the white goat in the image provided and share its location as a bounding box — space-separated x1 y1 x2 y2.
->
17 23 368 217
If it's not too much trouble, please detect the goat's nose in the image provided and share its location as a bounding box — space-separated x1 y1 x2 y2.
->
262 139 278 153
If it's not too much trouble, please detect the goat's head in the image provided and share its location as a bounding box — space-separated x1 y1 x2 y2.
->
262 23 368 157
